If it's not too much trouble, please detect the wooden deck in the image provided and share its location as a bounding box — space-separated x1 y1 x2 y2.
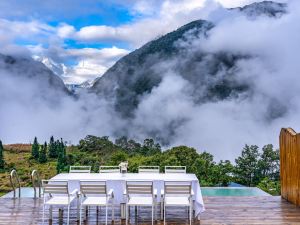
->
1 196 300 224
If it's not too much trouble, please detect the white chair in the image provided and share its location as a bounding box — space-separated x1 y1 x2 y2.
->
42 180 78 225
125 181 157 225
138 166 160 173
165 166 186 174
99 166 120 173
69 166 91 173
163 181 194 225
79 181 114 225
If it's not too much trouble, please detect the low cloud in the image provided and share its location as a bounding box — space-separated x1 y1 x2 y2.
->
30 46 129 84
0 0 299 162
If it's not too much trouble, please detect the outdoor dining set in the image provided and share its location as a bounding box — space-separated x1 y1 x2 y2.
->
40 165 204 225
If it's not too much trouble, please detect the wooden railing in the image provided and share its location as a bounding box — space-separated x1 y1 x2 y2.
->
280 128 300 206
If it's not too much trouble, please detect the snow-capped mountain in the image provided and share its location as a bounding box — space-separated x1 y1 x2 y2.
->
232 1 287 18
0 54 69 95
33 55 66 77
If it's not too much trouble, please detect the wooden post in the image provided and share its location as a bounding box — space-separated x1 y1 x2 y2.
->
280 128 300 206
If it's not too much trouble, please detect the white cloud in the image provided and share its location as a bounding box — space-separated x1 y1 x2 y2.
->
30 45 130 84
0 19 55 40
57 23 75 38
69 0 270 48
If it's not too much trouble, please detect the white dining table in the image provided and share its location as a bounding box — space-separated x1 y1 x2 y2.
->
50 172 205 218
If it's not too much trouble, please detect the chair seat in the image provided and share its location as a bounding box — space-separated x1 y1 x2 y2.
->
45 196 76 205
82 197 108 206
165 196 190 206
127 196 153 206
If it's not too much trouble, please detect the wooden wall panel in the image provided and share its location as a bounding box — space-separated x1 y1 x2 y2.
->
280 128 300 206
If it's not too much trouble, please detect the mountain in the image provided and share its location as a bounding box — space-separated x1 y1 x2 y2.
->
232 1 287 18
0 54 69 95
34 56 66 77
66 80 93 93
91 1 287 117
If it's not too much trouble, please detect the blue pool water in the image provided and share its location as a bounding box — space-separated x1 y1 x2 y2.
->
1 187 270 198
201 187 270 196
1 187 41 198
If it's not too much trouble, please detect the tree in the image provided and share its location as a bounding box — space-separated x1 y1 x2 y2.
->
235 145 260 186
48 136 57 158
115 136 128 149
31 137 39 159
166 146 199 172
192 152 218 186
141 139 161 156
111 151 128 165
0 140 4 169
258 144 279 181
257 177 280 196
39 142 47 163
216 160 234 186
57 139 66 173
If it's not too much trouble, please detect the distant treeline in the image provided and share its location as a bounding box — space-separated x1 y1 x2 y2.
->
0 135 280 195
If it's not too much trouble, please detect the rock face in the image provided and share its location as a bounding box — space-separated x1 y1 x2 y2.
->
91 1 287 118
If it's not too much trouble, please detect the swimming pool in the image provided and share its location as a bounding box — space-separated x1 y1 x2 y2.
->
1 187 40 198
201 187 270 196
1 186 270 198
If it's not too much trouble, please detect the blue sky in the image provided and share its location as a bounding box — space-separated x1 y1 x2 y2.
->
0 0 271 84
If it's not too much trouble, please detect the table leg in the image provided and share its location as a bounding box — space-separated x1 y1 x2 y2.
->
49 206 53 221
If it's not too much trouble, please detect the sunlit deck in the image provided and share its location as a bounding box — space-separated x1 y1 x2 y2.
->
1 196 300 225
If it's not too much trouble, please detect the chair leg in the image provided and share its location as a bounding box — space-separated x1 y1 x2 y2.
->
126 204 128 225
80 204 82 225
112 198 114 221
42 204 45 225
67 205 70 225
106 205 108 225
77 196 80 222
160 201 163 220
152 205 154 225
190 204 192 225
164 204 166 225
154 201 156 221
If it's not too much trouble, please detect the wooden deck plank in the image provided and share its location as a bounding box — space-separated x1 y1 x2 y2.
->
0 196 300 224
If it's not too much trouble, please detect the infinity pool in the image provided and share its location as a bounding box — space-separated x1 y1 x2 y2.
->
201 187 270 196
1 187 40 198
1 187 270 198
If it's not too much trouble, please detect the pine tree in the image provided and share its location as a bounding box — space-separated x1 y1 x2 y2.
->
48 136 57 158
0 140 5 169
31 137 39 159
235 145 260 186
56 139 66 173
61 138 66 157
39 142 47 163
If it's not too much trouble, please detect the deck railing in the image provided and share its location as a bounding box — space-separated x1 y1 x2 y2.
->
280 128 300 206
9 169 21 198
31 170 41 198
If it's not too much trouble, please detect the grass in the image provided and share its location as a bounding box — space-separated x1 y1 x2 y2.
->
0 144 57 196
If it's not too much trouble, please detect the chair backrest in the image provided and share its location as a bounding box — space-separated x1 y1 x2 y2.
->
165 166 186 174
69 166 91 173
126 181 153 195
99 166 120 173
42 180 69 195
31 170 41 198
80 181 107 196
138 166 160 173
164 181 192 196
9 169 21 198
